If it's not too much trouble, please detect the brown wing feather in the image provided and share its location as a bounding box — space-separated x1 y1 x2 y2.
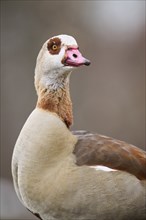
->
27 209 42 220
72 130 146 180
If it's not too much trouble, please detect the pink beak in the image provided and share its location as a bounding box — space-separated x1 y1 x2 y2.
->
64 48 91 67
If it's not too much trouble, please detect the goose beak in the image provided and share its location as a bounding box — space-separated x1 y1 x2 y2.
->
64 47 91 67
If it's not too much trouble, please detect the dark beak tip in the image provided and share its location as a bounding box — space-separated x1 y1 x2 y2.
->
85 60 91 66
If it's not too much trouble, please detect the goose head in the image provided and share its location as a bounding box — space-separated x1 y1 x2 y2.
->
35 34 90 91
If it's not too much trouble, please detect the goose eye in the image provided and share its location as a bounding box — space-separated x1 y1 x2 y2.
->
52 44 58 51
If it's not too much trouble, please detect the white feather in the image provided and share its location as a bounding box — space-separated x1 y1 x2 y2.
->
90 165 117 172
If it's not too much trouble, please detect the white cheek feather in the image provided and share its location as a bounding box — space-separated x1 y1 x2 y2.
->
43 49 64 72
90 165 117 172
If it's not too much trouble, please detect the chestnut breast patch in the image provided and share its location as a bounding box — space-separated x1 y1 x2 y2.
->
47 37 61 55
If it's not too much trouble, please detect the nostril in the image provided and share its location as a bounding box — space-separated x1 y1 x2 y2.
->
73 54 78 58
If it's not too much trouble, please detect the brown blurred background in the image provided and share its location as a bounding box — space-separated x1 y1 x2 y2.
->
1 1 145 219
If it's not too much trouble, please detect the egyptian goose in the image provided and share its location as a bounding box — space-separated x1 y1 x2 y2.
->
12 34 146 220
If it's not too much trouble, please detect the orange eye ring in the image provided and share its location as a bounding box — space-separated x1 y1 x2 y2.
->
52 44 58 51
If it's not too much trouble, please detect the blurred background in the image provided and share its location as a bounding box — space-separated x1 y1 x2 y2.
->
1 0 145 219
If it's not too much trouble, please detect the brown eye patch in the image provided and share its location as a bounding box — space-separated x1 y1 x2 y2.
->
47 37 61 55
